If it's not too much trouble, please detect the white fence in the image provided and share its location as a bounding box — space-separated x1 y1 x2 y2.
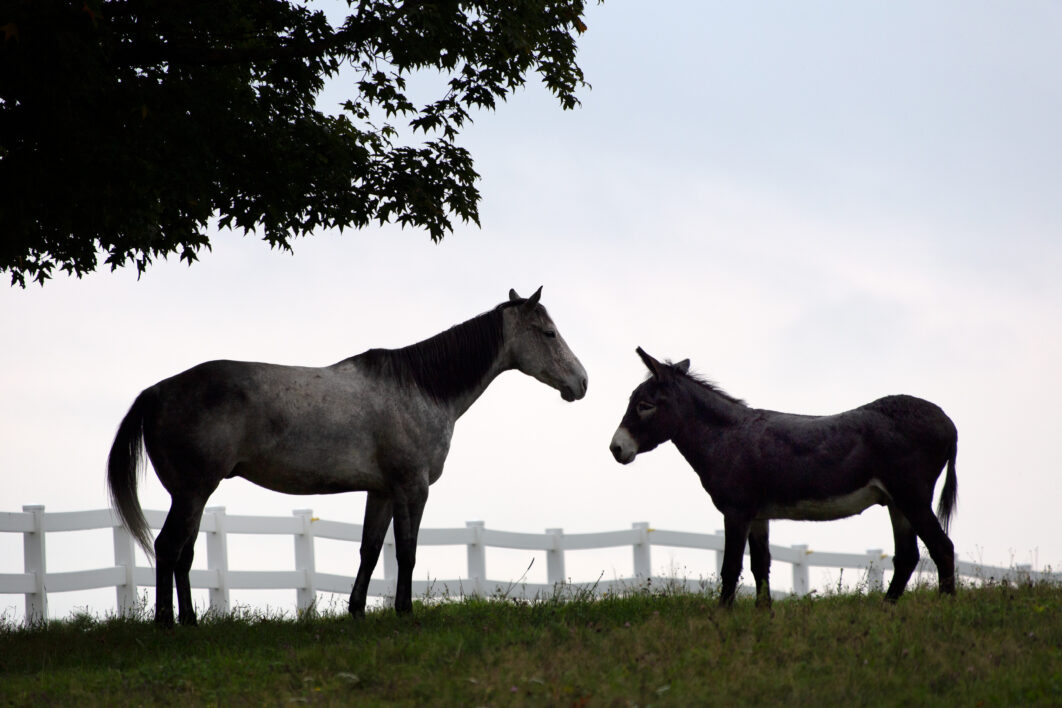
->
2 505 1056 623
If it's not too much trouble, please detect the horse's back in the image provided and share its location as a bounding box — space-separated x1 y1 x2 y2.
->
147 359 352 434
140 359 401 493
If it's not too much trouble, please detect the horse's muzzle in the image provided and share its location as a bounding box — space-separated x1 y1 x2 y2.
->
560 375 588 402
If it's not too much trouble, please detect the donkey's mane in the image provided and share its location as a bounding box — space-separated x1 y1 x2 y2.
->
656 360 747 407
351 299 530 403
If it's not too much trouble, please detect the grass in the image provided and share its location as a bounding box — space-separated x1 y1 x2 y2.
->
1 580 1060 706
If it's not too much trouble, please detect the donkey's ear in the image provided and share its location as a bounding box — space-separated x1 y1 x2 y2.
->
509 288 521 302
675 359 691 373
522 285 543 310
636 347 664 378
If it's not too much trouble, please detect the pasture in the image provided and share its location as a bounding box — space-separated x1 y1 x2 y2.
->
2 580 1059 706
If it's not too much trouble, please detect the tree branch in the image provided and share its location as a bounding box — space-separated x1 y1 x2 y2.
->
109 19 385 68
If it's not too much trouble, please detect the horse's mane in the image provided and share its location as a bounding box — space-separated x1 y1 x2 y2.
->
653 360 748 407
351 299 531 403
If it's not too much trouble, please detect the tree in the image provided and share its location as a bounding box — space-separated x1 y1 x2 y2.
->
0 0 593 286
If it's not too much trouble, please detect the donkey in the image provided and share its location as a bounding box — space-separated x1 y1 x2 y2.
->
108 287 587 626
610 347 957 607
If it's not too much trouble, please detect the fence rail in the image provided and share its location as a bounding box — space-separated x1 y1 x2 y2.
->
2 505 1056 623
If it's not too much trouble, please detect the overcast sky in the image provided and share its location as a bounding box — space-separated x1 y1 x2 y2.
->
3 0 1061 619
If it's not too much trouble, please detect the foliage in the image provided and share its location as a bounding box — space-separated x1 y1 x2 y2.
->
2 581 1061 706
0 0 594 286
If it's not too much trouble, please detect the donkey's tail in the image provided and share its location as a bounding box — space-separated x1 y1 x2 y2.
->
107 390 155 561
936 438 958 535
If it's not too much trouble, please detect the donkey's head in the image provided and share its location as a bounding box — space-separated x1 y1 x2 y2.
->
609 347 690 463
501 287 588 402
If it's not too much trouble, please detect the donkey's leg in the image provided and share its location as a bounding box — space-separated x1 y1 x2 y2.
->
719 515 752 608
904 504 956 595
885 504 920 602
748 519 772 608
391 484 429 615
154 496 206 627
348 491 393 618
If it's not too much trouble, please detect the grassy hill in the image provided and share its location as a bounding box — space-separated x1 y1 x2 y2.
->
2 580 1059 706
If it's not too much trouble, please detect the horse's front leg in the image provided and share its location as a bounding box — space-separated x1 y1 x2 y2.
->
748 519 772 608
349 491 394 618
391 481 429 615
719 515 752 608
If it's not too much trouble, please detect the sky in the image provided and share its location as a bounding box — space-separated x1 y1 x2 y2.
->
3 0 1061 619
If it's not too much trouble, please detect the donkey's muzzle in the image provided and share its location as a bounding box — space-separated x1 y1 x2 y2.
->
609 427 637 464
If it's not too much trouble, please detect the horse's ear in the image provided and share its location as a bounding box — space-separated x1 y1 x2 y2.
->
636 347 664 378
675 359 691 373
522 285 543 310
509 288 521 302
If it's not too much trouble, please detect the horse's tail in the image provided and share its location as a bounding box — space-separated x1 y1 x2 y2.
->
936 437 958 535
107 390 156 561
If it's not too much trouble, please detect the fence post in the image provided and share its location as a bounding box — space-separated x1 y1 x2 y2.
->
465 521 485 596
791 544 810 597
632 522 651 583
293 509 316 613
865 548 885 593
383 522 398 599
22 505 47 624
112 512 139 616
546 528 566 587
205 506 230 614
1016 563 1032 584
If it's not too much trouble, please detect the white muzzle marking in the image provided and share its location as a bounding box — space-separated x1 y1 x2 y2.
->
610 427 638 464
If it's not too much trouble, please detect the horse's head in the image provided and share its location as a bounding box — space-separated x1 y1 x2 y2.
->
502 287 588 402
610 347 690 463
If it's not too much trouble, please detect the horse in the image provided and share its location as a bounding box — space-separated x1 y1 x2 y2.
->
108 287 588 626
609 347 957 607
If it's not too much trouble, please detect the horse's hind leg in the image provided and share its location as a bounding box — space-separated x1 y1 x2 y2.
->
154 496 207 626
885 504 920 602
349 491 394 618
748 519 772 608
174 513 205 625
